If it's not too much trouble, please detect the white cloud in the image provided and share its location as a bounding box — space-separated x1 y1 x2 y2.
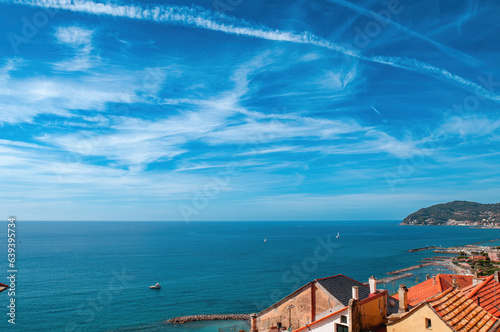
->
204 114 365 145
234 146 302 157
299 53 321 62
294 130 433 159
440 116 500 138
53 26 98 71
0 57 174 124
0 58 23 84
55 26 93 47
11 0 500 101
0 139 48 149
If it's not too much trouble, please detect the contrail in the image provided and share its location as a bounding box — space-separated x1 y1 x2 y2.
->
371 106 381 115
325 0 482 67
6 0 500 102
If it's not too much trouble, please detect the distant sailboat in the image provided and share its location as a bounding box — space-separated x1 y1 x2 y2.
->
336 232 340 239
264 237 267 243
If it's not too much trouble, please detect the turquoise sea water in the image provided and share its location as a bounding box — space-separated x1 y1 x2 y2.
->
3 220 500 331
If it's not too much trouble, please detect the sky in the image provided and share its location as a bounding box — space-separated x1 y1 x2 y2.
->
1 0 500 221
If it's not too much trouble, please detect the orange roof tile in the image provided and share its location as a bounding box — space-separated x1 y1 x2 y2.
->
393 274 473 306
463 275 500 318
439 274 474 289
426 288 499 332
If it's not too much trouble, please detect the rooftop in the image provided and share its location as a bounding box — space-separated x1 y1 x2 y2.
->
258 274 373 317
426 287 499 332
463 275 500 317
393 274 473 306
316 274 370 306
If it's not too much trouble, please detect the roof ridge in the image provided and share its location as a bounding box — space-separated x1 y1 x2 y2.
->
470 275 495 298
315 274 343 281
316 274 369 288
427 286 454 304
436 275 443 292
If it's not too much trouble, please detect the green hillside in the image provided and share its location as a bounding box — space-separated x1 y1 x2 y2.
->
401 201 500 225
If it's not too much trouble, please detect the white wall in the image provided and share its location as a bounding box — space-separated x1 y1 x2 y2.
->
309 311 349 332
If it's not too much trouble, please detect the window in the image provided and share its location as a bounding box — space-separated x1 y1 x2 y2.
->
340 315 347 324
336 324 348 332
426 318 432 329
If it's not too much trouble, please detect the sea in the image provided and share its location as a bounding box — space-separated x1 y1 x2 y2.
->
3 220 500 332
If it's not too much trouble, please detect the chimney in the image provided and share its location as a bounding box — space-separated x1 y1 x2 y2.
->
398 284 409 313
352 286 359 300
348 298 361 332
473 270 483 286
250 313 258 332
426 274 430 280
433 277 436 285
495 271 500 283
369 276 377 294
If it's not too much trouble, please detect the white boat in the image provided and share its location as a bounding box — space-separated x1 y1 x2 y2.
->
264 237 267 243
336 232 340 239
150 283 161 289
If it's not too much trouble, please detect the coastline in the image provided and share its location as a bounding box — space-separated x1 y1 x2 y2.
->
400 223 500 229
377 237 499 284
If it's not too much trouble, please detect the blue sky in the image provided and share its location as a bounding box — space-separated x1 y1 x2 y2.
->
1 0 500 221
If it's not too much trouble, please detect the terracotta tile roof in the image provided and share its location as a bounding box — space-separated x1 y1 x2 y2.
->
463 275 500 318
439 274 474 289
426 288 499 332
393 274 473 306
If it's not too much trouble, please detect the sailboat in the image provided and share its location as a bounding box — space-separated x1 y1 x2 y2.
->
336 232 340 239
264 237 267 243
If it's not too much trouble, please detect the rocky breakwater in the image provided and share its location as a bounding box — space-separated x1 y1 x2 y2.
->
166 314 250 324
